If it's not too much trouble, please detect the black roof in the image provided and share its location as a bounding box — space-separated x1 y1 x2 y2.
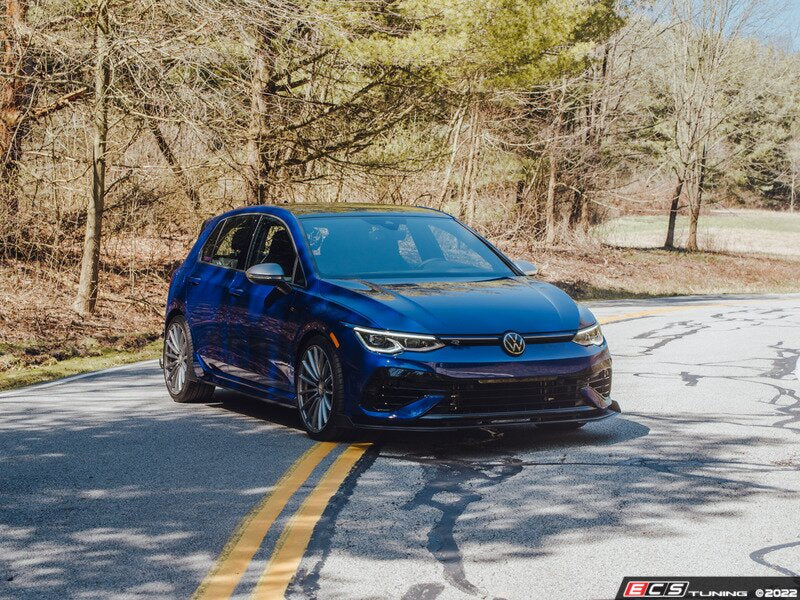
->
279 203 442 216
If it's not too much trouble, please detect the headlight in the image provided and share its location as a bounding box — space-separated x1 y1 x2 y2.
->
353 326 444 354
573 323 604 346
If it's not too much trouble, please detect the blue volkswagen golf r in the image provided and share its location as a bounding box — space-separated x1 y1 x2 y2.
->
163 204 619 440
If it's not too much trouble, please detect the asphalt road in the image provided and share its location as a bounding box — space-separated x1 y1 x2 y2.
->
1 295 798 600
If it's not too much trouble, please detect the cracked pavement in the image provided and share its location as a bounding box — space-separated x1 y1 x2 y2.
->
1 295 799 599
290 296 800 600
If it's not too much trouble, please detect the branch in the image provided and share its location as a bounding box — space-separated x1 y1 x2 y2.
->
29 87 89 122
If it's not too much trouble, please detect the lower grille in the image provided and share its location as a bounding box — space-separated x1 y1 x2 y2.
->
588 368 612 398
428 377 584 414
361 368 450 412
361 363 612 415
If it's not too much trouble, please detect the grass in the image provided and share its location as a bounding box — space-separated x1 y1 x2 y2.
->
526 245 800 301
0 339 162 392
594 209 800 256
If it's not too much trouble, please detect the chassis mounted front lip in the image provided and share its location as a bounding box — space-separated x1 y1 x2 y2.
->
341 399 621 431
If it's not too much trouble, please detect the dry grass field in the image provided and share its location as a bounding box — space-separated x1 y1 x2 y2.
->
594 209 800 256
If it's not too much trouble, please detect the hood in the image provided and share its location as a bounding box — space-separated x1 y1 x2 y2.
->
319 277 581 335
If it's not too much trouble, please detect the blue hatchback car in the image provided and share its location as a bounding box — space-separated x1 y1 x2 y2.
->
163 204 618 439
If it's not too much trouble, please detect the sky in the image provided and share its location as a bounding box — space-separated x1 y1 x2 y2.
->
754 1 800 51
641 1 800 51
784 4 800 50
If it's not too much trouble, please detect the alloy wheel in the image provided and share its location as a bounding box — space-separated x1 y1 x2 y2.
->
297 345 334 433
164 322 188 395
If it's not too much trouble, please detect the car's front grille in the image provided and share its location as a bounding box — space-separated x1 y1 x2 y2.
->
439 333 575 346
360 362 612 415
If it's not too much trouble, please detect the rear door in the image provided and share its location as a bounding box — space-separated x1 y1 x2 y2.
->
226 216 305 393
184 215 259 373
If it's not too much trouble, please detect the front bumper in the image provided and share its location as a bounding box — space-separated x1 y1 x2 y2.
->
340 335 618 430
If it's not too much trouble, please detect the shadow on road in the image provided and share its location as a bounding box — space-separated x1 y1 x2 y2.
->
1 367 795 599
212 387 650 454
212 388 306 431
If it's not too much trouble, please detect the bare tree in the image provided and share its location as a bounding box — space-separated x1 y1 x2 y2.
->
787 137 800 212
73 0 109 315
661 0 769 250
1 0 88 215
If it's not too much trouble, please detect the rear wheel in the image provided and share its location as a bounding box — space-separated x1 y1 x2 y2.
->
163 315 214 403
296 336 349 440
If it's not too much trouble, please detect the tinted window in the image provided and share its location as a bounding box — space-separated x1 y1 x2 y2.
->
299 215 514 279
249 218 303 283
202 215 258 270
200 221 225 263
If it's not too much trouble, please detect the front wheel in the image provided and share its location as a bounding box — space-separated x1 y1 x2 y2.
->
163 315 215 403
296 336 349 441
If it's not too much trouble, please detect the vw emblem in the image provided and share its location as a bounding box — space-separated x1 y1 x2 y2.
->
502 332 526 356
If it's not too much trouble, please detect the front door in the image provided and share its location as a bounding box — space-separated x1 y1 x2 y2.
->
226 216 304 393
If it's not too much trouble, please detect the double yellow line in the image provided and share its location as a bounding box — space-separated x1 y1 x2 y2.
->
598 305 706 325
193 442 370 600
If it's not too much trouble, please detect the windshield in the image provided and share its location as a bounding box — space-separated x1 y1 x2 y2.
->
298 215 516 279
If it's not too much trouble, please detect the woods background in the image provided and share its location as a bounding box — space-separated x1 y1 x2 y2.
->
1 0 799 376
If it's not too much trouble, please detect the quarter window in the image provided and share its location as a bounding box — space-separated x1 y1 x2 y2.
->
200 221 225 263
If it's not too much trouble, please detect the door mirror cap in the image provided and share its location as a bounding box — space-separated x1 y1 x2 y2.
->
514 259 538 276
246 263 286 285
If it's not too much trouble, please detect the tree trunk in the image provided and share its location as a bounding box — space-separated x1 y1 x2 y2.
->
686 200 700 252
436 103 466 209
545 149 557 245
664 176 684 249
245 28 275 205
686 146 707 253
459 104 479 225
146 113 200 212
544 81 565 246
579 193 591 232
568 188 584 230
1 0 32 214
791 169 796 213
515 179 525 208
73 0 109 315
465 112 481 227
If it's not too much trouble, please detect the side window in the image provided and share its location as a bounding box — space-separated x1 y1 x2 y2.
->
200 221 225 263
203 216 259 270
250 218 303 284
428 224 492 269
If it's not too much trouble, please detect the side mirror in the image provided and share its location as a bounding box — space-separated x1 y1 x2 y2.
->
514 259 538 276
246 263 287 285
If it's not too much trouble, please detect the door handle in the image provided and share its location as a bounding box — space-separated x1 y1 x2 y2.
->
188 276 201 286
229 287 244 297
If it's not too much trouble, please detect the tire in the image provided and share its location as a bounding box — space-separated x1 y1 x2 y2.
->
295 335 349 441
163 315 215 403
537 422 586 431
